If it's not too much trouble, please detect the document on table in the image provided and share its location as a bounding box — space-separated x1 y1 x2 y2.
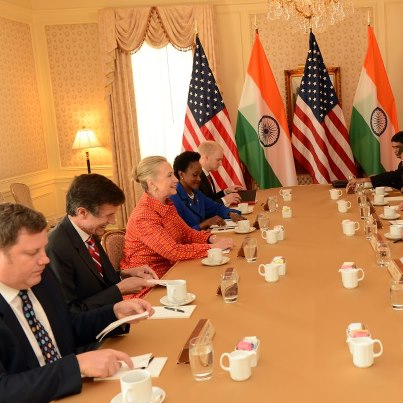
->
94 354 167 380
96 311 149 341
385 196 403 202
150 305 196 319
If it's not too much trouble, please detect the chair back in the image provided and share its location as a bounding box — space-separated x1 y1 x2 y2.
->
101 229 126 271
10 183 34 209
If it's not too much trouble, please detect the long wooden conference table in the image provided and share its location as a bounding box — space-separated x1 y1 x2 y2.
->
59 185 403 403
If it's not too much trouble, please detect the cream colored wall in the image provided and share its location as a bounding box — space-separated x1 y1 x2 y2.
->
0 0 402 218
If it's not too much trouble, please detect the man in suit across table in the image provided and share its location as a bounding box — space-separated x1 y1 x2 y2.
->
197 141 244 206
347 131 403 191
47 174 158 312
0 203 153 402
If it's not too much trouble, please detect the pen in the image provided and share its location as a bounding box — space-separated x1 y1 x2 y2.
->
141 356 154 369
164 306 185 313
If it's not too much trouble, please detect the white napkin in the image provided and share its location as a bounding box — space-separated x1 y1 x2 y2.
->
149 305 196 319
94 354 167 381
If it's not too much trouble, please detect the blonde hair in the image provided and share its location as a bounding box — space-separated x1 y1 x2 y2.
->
133 156 167 191
197 141 221 156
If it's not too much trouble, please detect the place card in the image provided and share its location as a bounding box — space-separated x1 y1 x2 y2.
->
177 319 215 364
387 259 403 281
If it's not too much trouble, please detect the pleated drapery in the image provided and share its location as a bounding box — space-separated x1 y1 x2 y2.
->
98 5 218 226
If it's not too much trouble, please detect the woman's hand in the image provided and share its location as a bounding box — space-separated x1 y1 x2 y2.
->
210 237 234 250
200 215 226 230
229 212 245 222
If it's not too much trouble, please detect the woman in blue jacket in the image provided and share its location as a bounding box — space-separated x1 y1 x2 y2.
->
170 151 243 230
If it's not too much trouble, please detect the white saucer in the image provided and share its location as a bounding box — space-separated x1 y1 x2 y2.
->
160 293 195 306
201 256 230 266
238 206 254 215
372 202 388 206
385 232 402 240
234 227 256 234
379 213 401 220
111 387 166 403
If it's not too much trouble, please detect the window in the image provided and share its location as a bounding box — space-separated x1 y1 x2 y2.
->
131 42 193 164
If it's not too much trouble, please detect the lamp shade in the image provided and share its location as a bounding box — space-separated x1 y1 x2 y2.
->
72 128 101 150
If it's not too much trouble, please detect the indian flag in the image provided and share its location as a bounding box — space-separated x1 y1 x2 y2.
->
235 32 297 189
350 26 399 175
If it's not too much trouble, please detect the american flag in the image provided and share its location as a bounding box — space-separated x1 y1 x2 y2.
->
291 32 356 184
182 36 245 189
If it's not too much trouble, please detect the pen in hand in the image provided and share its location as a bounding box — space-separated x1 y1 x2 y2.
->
164 306 185 313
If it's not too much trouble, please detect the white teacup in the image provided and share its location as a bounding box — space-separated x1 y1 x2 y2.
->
237 220 251 232
329 189 343 200
339 267 365 289
337 199 351 213
390 225 402 239
237 203 249 214
220 350 256 381
207 248 223 265
342 220 360 236
121 370 152 403
384 206 395 218
373 194 385 205
261 229 278 244
350 337 383 368
166 279 187 304
375 186 385 196
258 263 279 282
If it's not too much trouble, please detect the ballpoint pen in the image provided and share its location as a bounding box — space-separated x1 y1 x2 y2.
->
164 306 185 313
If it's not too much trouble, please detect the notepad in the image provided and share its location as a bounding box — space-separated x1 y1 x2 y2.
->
149 305 196 319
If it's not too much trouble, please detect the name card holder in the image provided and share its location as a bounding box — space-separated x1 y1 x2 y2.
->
387 259 403 281
369 233 383 250
177 319 215 364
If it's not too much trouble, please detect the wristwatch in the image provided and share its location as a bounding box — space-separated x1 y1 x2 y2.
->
208 234 217 243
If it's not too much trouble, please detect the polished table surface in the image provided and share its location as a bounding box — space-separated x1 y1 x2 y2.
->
58 185 403 403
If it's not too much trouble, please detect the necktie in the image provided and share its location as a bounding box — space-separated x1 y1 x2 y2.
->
19 290 60 364
86 236 103 276
207 174 216 193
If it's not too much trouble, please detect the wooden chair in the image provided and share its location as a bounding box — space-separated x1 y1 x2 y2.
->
0 191 5 203
101 229 126 271
10 182 34 208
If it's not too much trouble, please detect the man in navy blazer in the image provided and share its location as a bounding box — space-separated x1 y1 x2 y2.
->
0 203 153 402
198 141 244 206
47 174 158 312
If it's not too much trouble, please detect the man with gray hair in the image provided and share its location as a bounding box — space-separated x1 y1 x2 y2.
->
198 141 244 206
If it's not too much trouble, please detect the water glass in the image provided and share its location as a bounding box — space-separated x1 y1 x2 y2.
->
375 241 390 267
364 218 377 240
189 336 214 381
220 270 238 303
390 280 403 310
243 237 257 263
257 212 270 231
267 196 278 212
359 202 370 219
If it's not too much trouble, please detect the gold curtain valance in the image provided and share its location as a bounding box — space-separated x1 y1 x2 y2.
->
98 5 217 95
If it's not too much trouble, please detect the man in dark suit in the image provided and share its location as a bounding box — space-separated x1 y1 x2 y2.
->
198 141 244 206
47 174 158 312
0 203 153 402
347 131 403 191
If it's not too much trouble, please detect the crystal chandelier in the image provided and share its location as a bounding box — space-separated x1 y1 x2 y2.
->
267 0 354 33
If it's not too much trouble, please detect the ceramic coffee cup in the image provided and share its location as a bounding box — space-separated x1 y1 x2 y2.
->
384 206 395 218
337 199 351 213
329 189 343 200
350 337 383 368
120 370 153 403
207 248 223 265
338 267 365 289
261 229 278 244
342 220 360 236
258 263 279 282
373 194 385 205
375 186 385 196
166 279 187 304
237 203 249 214
237 220 251 232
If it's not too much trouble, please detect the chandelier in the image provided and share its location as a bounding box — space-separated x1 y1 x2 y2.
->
267 0 354 33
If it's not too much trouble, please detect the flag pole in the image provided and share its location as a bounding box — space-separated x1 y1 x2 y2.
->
367 10 371 26
254 14 258 34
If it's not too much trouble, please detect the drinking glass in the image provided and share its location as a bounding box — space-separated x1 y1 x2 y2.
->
267 196 278 212
390 280 403 310
375 241 390 267
189 336 214 381
359 202 370 219
364 217 377 240
243 237 257 263
257 212 270 231
220 270 239 303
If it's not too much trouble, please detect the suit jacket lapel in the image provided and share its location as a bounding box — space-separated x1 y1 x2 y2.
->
61 217 107 284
